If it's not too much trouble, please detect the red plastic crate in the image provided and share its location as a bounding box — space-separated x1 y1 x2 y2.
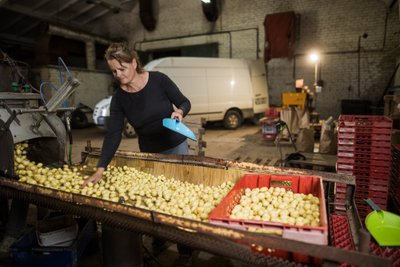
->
335 186 347 194
334 207 347 215
337 164 391 174
338 132 391 141
264 107 280 118
356 171 391 179
355 198 388 211
338 145 391 154
339 127 392 134
355 183 389 196
334 198 346 207
337 151 391 161
336 169 354 175
337 157 391 168
357 176 389 187
261 121 278 140
208 174 328 245
355 195 388 205
329 215 355 250
370 241 400 267
338 138 391 148
356 181 388 194
339 115 393 128
336 168 391 178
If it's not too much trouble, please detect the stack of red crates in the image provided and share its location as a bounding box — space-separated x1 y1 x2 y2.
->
329 214 400 267
390 144 400 209
329 215 355 250
336 115 392 220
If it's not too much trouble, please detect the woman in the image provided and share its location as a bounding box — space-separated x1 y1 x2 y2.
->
83 42 193 267
84 42 191 185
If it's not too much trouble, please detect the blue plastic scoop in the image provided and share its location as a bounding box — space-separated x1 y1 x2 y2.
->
163 118 197 141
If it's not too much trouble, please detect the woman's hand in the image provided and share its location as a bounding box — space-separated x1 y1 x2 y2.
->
81 167 105 188
171 109 184 121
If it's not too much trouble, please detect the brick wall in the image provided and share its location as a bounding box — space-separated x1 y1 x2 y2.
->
35 67 113 110
94 0 400 119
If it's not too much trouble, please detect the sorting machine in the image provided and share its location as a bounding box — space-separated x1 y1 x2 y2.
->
0 70 79 242
0 76 79 176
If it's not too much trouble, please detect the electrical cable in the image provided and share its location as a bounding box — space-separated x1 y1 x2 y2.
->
64 113 73 165
57 57 72 82
39 81 58 104
56 57 74 165
274 119 302 167
0 49 40 93
39 57 74 165
274 133 283 166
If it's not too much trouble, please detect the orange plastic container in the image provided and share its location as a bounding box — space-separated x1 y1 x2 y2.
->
208 174 328 245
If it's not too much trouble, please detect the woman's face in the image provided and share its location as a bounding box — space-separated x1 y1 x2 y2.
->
107 59 137 86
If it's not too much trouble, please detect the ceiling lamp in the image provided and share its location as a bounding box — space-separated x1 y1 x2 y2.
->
202 0 219 22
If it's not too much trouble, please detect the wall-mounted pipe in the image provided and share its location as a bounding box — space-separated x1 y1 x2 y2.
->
292 5 390 92
292 46 388 90
134 27 260 59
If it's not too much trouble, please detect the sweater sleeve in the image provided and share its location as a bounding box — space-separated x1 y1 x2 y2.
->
97 93 125 168
161 73 191 116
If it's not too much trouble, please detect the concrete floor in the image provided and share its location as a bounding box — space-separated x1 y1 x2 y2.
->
70 121 296 165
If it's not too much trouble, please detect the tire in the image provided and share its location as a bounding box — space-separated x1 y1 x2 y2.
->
123 120 136 138
223 110 242 129
71 110 88 129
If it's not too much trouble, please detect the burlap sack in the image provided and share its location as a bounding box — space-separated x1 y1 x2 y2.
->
296 128 315 152
319 118 337 154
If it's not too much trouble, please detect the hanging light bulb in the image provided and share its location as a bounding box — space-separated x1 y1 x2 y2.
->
308 52 319 63
202 0 219 22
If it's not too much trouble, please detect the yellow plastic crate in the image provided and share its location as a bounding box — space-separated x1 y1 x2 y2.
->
282 92 306 108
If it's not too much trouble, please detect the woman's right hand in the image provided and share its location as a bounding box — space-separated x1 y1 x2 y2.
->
81 167 105 188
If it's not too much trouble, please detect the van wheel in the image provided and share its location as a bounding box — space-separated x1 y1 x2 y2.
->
123 120 136 138
223 110 242 129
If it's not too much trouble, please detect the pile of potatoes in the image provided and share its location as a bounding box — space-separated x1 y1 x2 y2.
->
13 143 233 221
230 187 321 227
13 143 321 226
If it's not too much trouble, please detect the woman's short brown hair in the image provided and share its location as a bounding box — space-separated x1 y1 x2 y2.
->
104 42 144 73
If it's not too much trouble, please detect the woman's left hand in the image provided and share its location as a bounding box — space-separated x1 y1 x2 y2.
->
171 109 184 121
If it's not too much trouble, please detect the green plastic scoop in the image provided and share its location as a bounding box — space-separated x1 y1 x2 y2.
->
364 198 400 246
162 118 197 141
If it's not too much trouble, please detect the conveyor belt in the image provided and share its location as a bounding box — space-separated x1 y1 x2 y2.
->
0 151 392 267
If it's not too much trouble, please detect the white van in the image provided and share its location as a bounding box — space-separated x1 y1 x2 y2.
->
93 57 269 136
